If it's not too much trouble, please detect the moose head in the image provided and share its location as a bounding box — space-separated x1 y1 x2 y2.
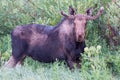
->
61 6 104 42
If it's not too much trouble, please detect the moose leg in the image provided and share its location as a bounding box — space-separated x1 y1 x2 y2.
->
4 56 17 68
8 34 28 68
75 58 81 68
66 57 74 70
16 55 26 67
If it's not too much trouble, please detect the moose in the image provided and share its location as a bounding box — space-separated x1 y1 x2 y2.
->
5 6 104 69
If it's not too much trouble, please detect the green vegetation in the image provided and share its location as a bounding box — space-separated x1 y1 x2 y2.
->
0 0 120 80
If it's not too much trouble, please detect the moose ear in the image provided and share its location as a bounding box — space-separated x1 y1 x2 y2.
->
69 6 76 15
86 7 93 16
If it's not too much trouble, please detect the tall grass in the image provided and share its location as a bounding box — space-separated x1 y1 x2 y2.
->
0 0 120 80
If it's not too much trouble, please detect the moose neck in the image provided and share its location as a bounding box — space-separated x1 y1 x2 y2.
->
57 18 75 35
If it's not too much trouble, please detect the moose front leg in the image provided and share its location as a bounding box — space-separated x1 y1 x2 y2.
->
74 57 82 69
66 57 74 70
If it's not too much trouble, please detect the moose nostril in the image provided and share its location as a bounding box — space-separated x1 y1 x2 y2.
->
78 35 84 42
78 35 82 38
78 35 82 41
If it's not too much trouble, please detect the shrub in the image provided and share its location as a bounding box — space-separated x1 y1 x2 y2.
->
102 0 120 46
0 35 11 66
81 45 114 80
106 49 120 76
82 45 104 70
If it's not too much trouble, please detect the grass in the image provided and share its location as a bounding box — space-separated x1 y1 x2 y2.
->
0 0 120 80
0 59 116 80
